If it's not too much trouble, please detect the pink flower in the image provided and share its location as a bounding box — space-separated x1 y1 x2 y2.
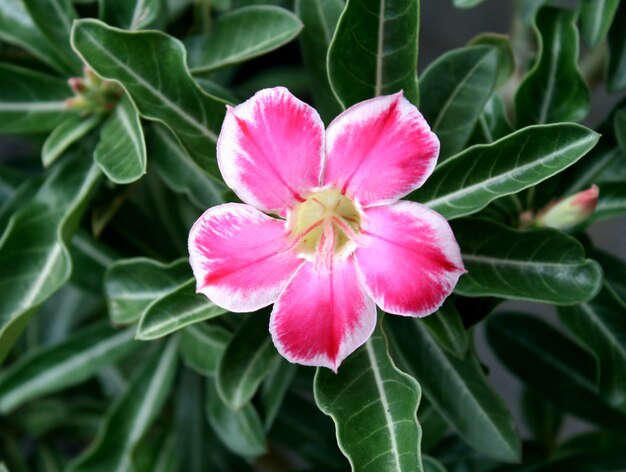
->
188 87 465 371
536 185 599 229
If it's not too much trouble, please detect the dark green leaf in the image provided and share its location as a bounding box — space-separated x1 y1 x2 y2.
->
260 359 297 431
469 33 515 87
473 94 515 145
579 0 620 48
180 322 231 376
420 299 468 358
607 0 626 92
593 250 626 304
423 455 447 472
521 388 563 450
42 115 101 167
327 0 419 108
453 0 486 8
100 0 163 30
587 182 626 224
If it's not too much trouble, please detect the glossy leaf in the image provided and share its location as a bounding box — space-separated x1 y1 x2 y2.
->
0 148 100 364
0 324 135 413
387 316 521 462
607 0 626 92
295 0 344 123
420 46 498 159
327 0 420 108
412 123 600 219
260 360 297 431
100 0 163 30
187 6 302 73
69 339 179 472
94 96 147 184
105 258 190 325
420 299 468 358
136 279 227 340
452 218 602 304
559 285 626 412
593 250 626 304
579 0 620 48
42 115 101 167
180 322 231 376
515 7 590 126
315 320 423 472
0 63 71 134
453 0 486 7
469 33 515 87
217 313 279 410
587 182 626 224
475 94 515 144
71 19 227 179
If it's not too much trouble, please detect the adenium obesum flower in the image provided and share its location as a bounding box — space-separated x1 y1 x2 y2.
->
188 87 465 371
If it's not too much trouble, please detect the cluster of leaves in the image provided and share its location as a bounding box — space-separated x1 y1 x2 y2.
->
0 0 625 471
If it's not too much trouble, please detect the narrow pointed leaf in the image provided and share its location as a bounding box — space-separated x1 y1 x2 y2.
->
94 96 147 184
295 0 344 123
71 19 227 179
327 0 420 107
607 0 626 92
180 323 231 376
452 218 602 304
217 313 279 410
420 46 498 159
412 123 600 220
515 7 590 126
0 63 71 134
580 0 620 48
420 300 468 358
0 324 136 413
315 320 423 472
559 285 626 412
101 0 163 30
387 316 521 463
42 115 102 167
187 6 302 73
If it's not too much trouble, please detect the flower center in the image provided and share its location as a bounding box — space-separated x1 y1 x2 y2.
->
287 188 362 259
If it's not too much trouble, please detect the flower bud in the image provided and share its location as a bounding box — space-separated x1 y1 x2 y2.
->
536 185 599 229
68 77 85 93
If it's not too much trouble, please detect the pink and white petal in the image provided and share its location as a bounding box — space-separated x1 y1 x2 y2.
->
188 203 303 313
355 201 465 317
217 87 325 215
323 92 440 207
270 257 376 371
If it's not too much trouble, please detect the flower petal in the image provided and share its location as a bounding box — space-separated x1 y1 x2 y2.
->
355 201 464 317
323 92 439 207
270 257 376 371
188 203 303 312
217 87 324 215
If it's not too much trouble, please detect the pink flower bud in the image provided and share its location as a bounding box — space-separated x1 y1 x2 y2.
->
68 77 85 93
536 185 599 229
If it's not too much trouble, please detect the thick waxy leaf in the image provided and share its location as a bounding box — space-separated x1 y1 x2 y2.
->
315 320 423 472
0 63 72 134
217 313 279 410
260 360 297 430
94 96 146 184
69 339 179 472
587 182 626 224
23 0 83 74
71 19 227 179
515 7 590 126
559 285 626 412
295 0 344 123
147 125 225 209
0 324 135 413
420 300 468 358
187 6 302 73
206 380 268 459
412 123 600 220
0 148 100 363
469 33 515 87
100 0 163 30
180 323 231 376
487 313 626 430
452 218 602 304
105 258 190 325
420 46 498 159
42 115 102 167
607 0 626 92
327 0 420 108
387 316 521 463
580 0 620 48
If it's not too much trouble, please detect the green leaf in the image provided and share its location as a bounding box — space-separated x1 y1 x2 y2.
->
559 284 626 412
100 0 163 30
0 147 101 364
0 324 135 413
387 316 521 463
521 388 563 449
187 6 302 74
180 322 231 376
420 46 498 160
136 279 227 340
217 313 279 410
515 6 590 126
579 0 620 47
412 123 599 220
327 0 420 108
71 19 227 179
69 338 179 472
593 250 626 304
0 63 71 134
423 455 447 472
206 380 268 459
453 0 486 8
615 108 626 154
147 125 225 209
587 182 626 224
469 33 515 87
295 0 344 123
94 96 147 184
452 218 602 304
474 94 515 144
105 257 190 325
42 115 101 167
420 299 468 358
315 319 423 472
23 0 83 74
487 312 626 431
260 359 297 431
607 0 626 92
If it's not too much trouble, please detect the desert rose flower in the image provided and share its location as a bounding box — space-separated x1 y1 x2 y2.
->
536 185 599 229
188 87 465 371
